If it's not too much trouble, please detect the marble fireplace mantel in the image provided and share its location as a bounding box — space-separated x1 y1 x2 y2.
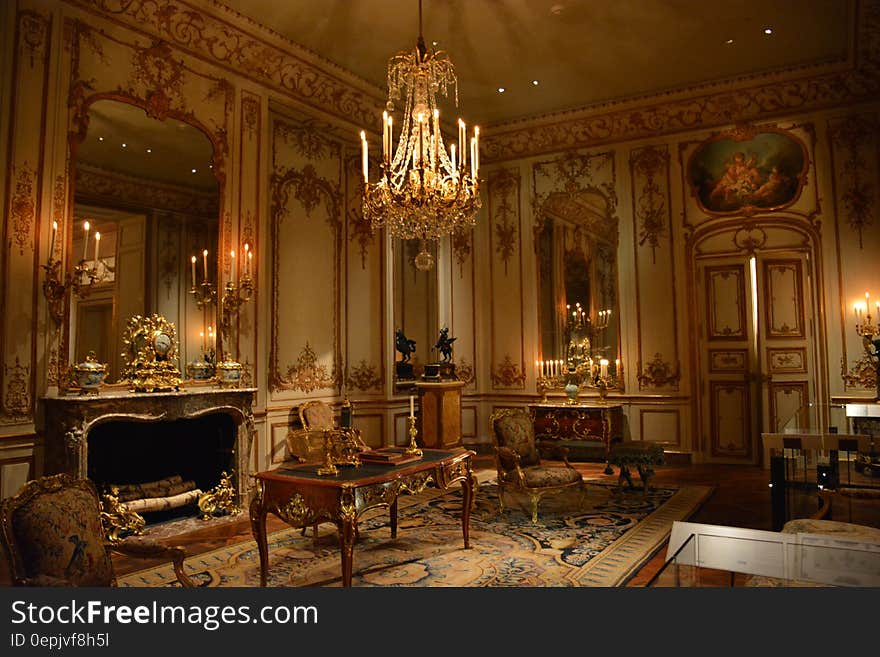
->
40 387 257 500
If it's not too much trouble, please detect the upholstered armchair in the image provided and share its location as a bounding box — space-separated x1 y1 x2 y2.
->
0 473 194 587
489 408 585 523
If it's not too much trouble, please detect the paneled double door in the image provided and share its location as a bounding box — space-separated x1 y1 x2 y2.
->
697 251 819 464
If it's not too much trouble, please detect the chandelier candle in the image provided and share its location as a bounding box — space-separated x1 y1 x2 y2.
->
93 232 100 269
82 220 90 261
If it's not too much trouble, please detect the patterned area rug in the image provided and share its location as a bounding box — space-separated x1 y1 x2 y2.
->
119 480 712 588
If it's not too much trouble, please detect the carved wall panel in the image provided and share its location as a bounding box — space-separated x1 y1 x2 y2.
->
344 154 383 396
487 167 526 390
768 381 808 432
705 265 747 340
709 349 748 373
630 145 679 390
1 9 52 427
762 259 805 339
269 115 343 395
450 229 477 391
639 409 681 446
709 381 752 460
767 348 808 374
827 111 880 393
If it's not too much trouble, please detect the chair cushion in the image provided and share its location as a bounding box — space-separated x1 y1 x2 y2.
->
522 466 582 488
494 412 539 466
302 403 334 431
12 486 113 586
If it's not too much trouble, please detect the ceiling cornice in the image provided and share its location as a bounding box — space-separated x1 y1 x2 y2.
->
481 0 879 162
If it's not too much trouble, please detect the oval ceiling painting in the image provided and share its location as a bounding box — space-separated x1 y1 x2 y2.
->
688 127 808 215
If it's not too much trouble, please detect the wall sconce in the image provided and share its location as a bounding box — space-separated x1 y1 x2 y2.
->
41 220 101 324
854 291 880 401
220 244 254 335
190 249 217 309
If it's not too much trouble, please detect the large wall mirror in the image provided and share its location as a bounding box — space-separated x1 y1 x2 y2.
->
69 99 220 383
535 190 620 382
392 239 438 381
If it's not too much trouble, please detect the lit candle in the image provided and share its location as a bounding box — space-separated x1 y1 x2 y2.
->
93 231 100 268
432 109 440 170
417 113 424 167
387 116 393 165
82 221 90 261
535 360 540 375
360 130 368 183
470 136 476 180
409 395 415 418
615 358 620 376
191 255 197 286
230 249 236 285
539 360 544 377
474 125 480 173
876 301 880 318
557 359 563 376
248 250 253 277
458 119 466 169
243 243 250 276
203 249 209 282
200 330 205 352
450 143 456 172
382 111 388 160
600 359 609 379
48 220 57 264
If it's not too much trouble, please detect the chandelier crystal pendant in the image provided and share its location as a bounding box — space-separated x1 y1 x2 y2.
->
360 0 481 271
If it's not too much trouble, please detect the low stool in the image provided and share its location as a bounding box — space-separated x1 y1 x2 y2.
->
608 441 665 493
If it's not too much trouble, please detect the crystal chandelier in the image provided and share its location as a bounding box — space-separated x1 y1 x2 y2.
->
360 0 481 271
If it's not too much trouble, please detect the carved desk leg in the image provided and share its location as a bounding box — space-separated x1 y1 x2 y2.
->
337 487 357 588
249 484 269 587
460 459 476 549
390 496 398 540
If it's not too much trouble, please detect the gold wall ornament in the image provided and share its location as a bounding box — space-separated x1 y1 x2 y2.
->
637 353 681 389
198 471 240 520
360 0 481 271
100 488 146 542
121 314 181 392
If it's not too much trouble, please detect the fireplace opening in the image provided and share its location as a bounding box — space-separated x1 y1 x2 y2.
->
87 413 236 523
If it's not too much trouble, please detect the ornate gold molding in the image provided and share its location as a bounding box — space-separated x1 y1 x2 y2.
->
487 168 521 273
637 353 681 390
10 162 36 255
2 357 32 420
274 342 337 394
455 357 475 386
346 359 382 392
630 145 670 263
491 355 526 389
74 164 219 217
67 0 384 129
19 9 50 69
842 354 877 389
828 112 879 249
481 1 879 162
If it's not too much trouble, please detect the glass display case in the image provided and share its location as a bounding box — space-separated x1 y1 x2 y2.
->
649 521 880 587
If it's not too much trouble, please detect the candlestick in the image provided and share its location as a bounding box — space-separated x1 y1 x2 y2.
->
82 221 90 261
203 249 209 282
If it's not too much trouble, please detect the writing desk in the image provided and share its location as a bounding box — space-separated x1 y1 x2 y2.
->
249 448 477 587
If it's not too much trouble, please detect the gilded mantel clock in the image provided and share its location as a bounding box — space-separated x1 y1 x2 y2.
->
121 314 181 392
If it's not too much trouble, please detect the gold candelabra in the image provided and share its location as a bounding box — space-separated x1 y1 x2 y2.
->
405 416 423 456
42 258 100 324
220 273 254 336
190 279 217 309
854 292 880 401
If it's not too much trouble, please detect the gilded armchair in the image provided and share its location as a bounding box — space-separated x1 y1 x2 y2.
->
0 473 194 587
489 408 585 523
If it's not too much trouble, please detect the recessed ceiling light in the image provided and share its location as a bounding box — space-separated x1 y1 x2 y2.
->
121 143 127 148
209 164 213 169
550 4 565 16
725 38 734 45
532 79 539 86
432 40 438 46
498 87 505 93
191 168 197 174
146 148 152 153
98 136 104 141
764 27 773 35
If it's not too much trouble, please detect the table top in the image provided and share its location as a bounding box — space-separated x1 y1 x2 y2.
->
254 447 474 488
530 402 623 410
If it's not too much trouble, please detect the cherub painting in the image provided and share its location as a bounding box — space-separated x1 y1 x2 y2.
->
689 129 807 214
